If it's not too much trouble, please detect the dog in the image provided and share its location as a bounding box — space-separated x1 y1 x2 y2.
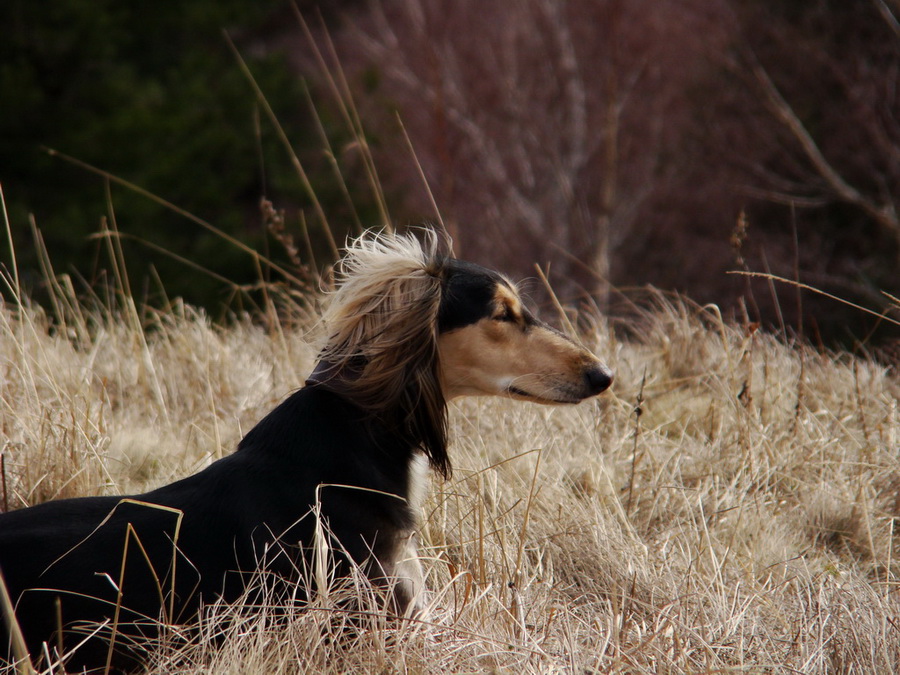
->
0 230 613 672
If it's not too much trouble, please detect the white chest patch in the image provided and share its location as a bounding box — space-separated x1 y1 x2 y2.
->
407 452 430 513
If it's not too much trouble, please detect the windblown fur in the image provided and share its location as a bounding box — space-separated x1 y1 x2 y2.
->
315 230 452 477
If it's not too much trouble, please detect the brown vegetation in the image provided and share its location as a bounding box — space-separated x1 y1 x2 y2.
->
2 277 899 672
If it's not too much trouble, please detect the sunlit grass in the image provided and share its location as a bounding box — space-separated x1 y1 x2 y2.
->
2 273 898 672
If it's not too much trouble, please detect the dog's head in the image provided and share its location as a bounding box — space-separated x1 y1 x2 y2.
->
314 230 613 477
437 259 613 403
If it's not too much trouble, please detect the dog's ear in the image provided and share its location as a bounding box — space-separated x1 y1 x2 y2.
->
319 230 452 478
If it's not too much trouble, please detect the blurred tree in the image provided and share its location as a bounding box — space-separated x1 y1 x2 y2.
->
0 0 333 312
699 0 900 340
328 0 899 343
335 0 734 308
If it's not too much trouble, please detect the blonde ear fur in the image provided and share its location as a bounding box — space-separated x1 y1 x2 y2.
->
318 230 452 477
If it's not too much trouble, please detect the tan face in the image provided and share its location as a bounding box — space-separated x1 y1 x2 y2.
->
438 282 613 403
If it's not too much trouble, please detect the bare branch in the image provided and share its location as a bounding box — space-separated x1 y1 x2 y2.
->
874 0 900 39
750 55 900 239
538 0 588 177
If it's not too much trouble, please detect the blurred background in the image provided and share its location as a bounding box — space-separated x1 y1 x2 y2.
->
2 0 899 347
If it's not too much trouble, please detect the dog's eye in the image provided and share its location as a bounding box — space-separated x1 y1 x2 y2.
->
494 306 517 322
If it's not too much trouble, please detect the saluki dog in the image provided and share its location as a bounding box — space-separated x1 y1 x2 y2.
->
0 230 612 672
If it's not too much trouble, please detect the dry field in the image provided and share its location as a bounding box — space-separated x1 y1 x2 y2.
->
2 275 899 674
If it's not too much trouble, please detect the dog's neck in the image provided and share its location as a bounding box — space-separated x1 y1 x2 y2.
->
305 358 362 399
306 356 450 478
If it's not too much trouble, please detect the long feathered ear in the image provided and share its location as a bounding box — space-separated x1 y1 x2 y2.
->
318 229 453 478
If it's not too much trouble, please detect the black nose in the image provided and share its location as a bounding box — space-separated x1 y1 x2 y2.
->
585 366 613 394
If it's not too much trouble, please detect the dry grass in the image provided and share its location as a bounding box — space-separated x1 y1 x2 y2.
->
2 277 899 673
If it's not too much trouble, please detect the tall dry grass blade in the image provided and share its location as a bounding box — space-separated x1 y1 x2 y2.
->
90 231 248 300
292 7 392 231
103 181 133 305
626 370 646 514
298 211 318 276
881 289 900 312
27 216 68 337
43 148 307 288
700 302 736 375
104 529 129 674
311 486 332 603
1 221 52 416
54 596 63 666
395 112 445 233
760 249 786 337
222 31 340 260
790 203 804 341
316 12 391 229
299 81 365 236
0 569 35 675
533 263 577 337
94 211 172 426
731 271 900 328
103 501 184 674
1 455 8 514
512 448 542 586
0 183 21 303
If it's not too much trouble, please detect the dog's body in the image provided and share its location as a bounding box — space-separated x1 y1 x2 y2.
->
0 232 612 673
1 386 426 671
